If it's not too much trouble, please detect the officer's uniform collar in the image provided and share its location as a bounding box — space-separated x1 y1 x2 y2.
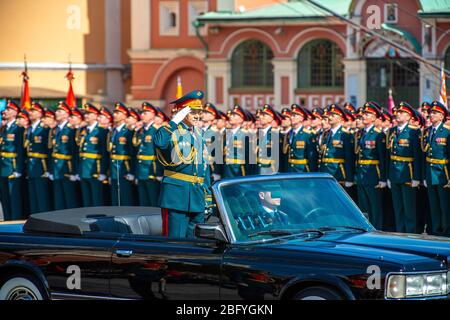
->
293 125 303 135
6 119 15 129
87 122 98 132
58 120 68 130
231 126 241 135
331 124 342 136
398 122 408 132
432 122 442 132
31 120 41 132
144 121 154 131
115 123 126 132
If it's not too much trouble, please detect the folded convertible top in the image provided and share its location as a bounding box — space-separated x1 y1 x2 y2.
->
23 206 161 235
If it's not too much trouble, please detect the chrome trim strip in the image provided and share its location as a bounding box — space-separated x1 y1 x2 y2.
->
51 292 134 300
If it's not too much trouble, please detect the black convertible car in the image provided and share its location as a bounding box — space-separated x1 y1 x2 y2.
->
1 173 450 300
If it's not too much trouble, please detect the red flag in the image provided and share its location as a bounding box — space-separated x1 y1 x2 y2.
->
20 70 31 110
65 69 76 108
388 88 395 113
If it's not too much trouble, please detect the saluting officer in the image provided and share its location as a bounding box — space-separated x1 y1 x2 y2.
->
319 104 355 187
223 105 251 178
423 101 450 236
78 103 109 207
109 103 136 206
283 104 318 173
154 90 210 238
26 101 52 213
0 101 25 220
354 102 387 230
134 102 162 207
50 102 78 210
387 102 422 233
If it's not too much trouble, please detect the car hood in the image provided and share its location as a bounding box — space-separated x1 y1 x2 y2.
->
267 231 450 270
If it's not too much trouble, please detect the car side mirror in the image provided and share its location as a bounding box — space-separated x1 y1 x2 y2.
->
195 223 228 242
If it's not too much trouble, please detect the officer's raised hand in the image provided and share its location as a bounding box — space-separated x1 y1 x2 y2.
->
172 106 191 124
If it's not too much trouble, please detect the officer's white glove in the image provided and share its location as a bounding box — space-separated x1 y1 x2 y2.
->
423 180 428 188
172 106 191 125
125 174 135 182
97 174 107 182
344 181 354 188
11 172 22 178
156 176 163 182
48 174 54 181
69 175 77 182
212 173 221 182
42 172 50 178
411 180 420 188
444 181 450 189
387 179 391 189
376 181 387 189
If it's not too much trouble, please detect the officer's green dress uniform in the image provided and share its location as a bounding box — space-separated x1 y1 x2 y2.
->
0 103 25 220
422 101 450 236
51 118 78 210
318 105 354 185
26 109 52 214
387 102 422 233
354 107 387 230
109 106 136 206
223 106 250 179
79 106 109 207
134 122 162 207
283 105 318 173
154 90 210 238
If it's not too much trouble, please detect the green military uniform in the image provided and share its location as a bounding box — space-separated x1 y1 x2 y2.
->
134 122 162 207
354 121 387 230
422 101 450 236
109 109 136 206
51 119 78 210
79 113 109 207
0 104 25 220
26 112 52 213
223 105 250 179
154 90 210 238
387 102 422 233
284 126 318 173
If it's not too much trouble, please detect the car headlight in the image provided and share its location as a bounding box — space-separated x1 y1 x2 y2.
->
387 272 448 299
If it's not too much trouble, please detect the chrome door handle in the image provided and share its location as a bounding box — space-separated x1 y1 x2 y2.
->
115 249 133 257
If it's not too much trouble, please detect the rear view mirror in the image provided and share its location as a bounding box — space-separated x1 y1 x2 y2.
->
195 223 228 242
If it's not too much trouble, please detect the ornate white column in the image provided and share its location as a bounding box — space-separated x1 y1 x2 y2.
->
343 58 366 107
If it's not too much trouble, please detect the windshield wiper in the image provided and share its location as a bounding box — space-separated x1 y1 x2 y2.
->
319 226 368 232
247 229 293 238
248 228 325 238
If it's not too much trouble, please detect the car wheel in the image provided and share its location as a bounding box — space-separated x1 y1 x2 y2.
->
293 286 343 300
0 274 46 300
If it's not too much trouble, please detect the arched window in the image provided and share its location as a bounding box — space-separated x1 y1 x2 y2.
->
231 40 274 88
298 39 344 89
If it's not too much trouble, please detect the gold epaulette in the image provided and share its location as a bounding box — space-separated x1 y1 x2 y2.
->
374 127 382 133
342 127 350 133
408 124 419 130
444 124 450 130
272 128 280 132
303 128 312 134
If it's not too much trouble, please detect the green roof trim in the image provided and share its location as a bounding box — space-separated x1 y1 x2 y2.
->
419 0 450 13
381 23 422 55
198 0 352 23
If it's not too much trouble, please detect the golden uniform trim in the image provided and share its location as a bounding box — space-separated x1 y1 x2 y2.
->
426 157 449 165
322 158 345 164
80 153 102 159
357 160 380 165
27 152 48 159
0 152 17 158
52 153 73 160
163 170 204 184
111 154 131 161
390 155 413 162
137 155 157 161
288 159 308 165
225 158 246 165
257 158 275 165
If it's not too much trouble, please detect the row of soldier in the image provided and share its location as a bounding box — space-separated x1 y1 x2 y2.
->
0 98 449 237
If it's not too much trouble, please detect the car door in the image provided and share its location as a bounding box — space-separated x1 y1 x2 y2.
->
27 232 119 299
109 233 224 300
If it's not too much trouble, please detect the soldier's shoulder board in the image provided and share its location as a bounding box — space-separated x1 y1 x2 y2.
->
342 127 350 133
408 124 419 130
444 124 450 131
374 127 382 133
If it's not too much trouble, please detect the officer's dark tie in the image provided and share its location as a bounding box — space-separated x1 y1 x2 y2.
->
429 127 436 144
289 130 294 145
112 127 119 141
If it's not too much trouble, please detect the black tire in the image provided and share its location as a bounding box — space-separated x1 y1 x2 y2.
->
293 286 343 300
0 273 47 300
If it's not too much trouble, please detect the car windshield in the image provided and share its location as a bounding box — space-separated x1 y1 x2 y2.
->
218 176 373 242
